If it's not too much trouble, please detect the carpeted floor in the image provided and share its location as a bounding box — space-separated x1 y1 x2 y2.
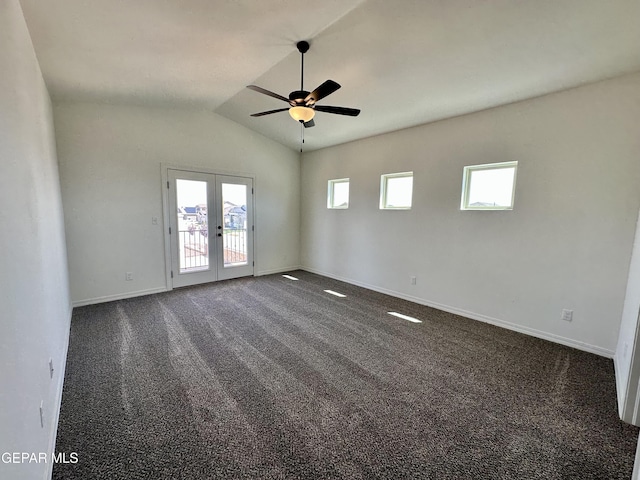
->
53 271 638 479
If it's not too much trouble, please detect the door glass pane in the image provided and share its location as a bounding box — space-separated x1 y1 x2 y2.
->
176 179 208 272
221 183 248 267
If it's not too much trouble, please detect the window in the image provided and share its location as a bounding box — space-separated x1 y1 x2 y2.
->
327 178 349 209
380 172 413 209
460 161 517 210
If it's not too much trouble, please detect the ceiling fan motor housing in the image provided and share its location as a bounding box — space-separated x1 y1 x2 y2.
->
289 90 311 105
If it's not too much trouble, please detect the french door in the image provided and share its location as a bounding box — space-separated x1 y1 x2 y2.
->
167 169 253 288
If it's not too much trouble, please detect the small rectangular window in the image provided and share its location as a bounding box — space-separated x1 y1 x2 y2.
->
380 172 413 209
460 161 517 210
327 178 349 209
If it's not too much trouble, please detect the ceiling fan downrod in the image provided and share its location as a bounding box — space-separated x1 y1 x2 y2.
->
297 41 309 92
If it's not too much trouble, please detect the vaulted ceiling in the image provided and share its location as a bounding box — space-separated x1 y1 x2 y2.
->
20 0 640 152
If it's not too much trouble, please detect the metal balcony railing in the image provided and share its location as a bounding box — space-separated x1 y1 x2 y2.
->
178 227 247 272
179 229 208 271
222 228 247 265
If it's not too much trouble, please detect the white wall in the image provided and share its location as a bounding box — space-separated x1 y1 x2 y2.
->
616 208 640 419
0 1 71 479
54 102 300 305
301 73 640 356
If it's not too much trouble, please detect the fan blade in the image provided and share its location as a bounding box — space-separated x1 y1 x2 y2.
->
250 108 290 117
314 105 361 116
247 85 291 104
303 119 315 128
305 80 340 104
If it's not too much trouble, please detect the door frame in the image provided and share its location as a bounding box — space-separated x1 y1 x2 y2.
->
161 163 257 290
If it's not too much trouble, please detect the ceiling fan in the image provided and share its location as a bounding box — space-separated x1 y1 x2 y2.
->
247 41 360 128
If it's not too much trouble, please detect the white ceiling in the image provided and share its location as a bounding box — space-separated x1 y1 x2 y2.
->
20 0 640 152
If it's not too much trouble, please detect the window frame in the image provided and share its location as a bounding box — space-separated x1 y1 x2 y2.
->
379 171 413 210
460 161 518 211
327 178 350 209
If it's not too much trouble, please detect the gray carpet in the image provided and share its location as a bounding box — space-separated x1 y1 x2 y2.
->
53 271 638 479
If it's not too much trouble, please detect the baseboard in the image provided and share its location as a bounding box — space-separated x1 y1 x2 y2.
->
44 306 72 480
301 267 615 359
71 270 305 306
255 265 302 277
72 286 168 307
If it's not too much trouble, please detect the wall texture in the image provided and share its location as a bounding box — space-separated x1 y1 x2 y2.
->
0 1 71 479
54 102 300 305
301 73 640 356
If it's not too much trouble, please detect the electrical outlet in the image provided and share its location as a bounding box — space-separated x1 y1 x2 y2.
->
49 358 54 379
410 276 417 285
561 309 573 322
126 272 133 281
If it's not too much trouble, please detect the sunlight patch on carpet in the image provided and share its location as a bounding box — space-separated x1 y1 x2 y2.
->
388 312 422 323
324 289 346 298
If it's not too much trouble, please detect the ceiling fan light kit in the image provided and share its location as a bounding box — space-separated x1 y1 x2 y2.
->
247 40 360 129
289 105 315 123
